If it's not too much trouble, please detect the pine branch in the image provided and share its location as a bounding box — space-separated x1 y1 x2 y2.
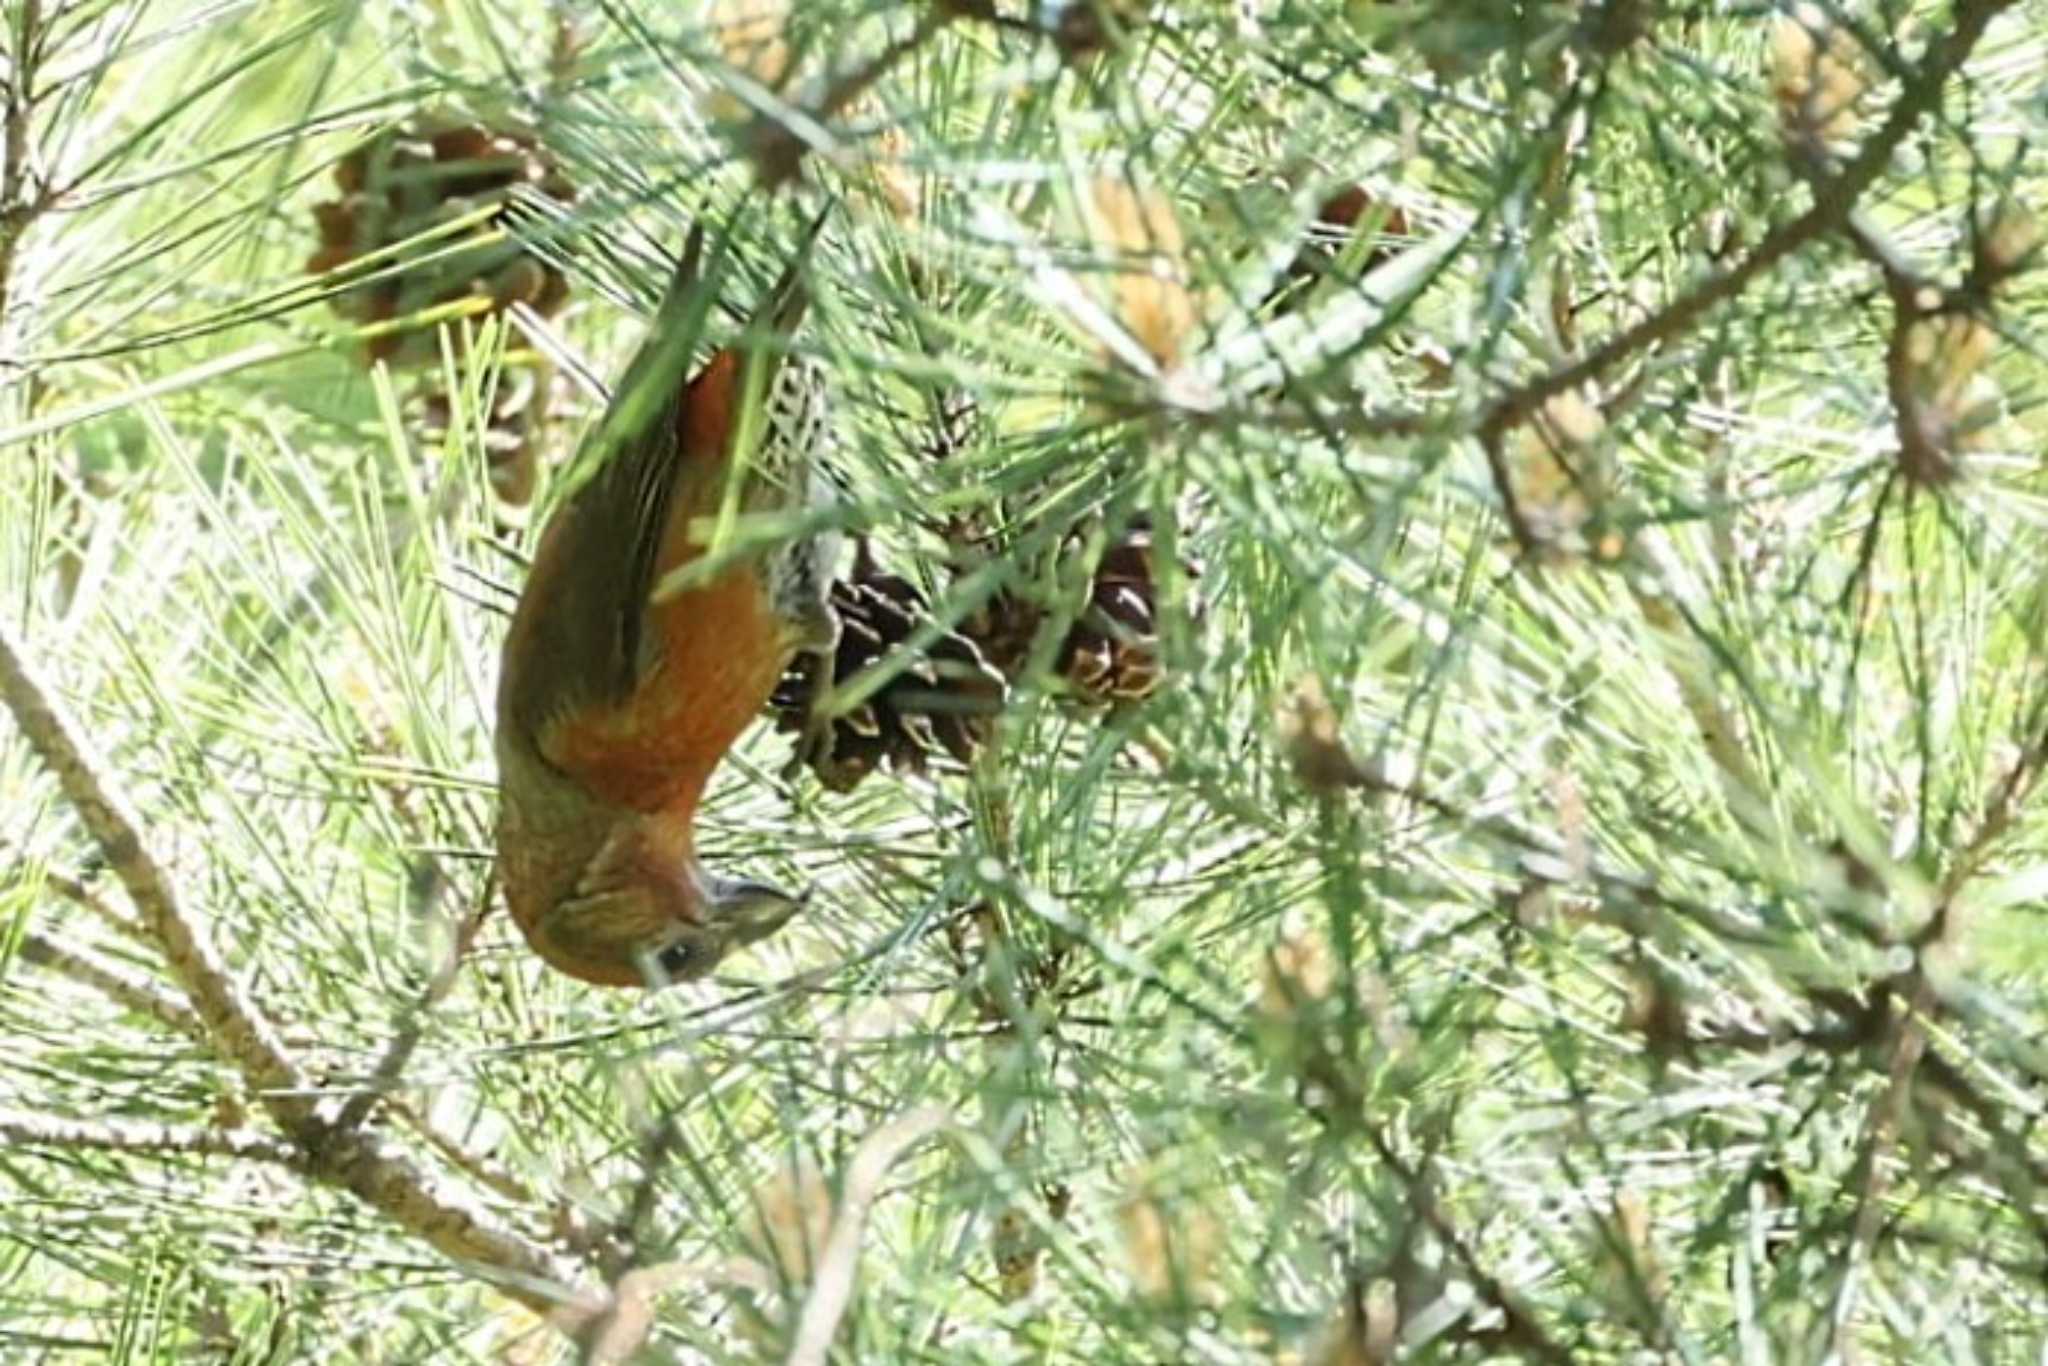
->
16 928 207 1042
0 1107 300 1166
1480 0 2020 553
0 615 308 1101
0 614 597 1317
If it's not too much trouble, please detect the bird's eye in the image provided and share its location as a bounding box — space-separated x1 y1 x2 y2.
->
656 940 697 976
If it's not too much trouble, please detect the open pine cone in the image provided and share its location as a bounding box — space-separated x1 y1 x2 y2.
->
1057 521 1181 704
771 541 1006 792
306 117 576 367
916 390 1196 705
777 392 1197 794
417 363 565 509
959 519 1195 707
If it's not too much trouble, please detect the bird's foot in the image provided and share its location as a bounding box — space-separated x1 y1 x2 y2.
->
781 647 838 782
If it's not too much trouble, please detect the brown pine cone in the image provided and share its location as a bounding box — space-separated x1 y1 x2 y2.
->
306 116 576 367
772 541 1006 792
957 519 1195 707
956 575 1042 684
1056 520 1183 704
1265 184 1411 317
920 387 983 465
912 386 1196 726
416 362 563 509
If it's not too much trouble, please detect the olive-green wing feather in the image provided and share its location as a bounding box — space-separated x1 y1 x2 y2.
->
498 225 722 753
498 215 824 757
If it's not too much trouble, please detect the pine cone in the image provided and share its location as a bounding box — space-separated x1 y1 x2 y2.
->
957 520 1195 707
306 116 576 367
1056 521 1182 704
1266 184 1411 317
417 363 563 509
915 388 1196 717
919 387 983 465
957 575 1042 683
772 542 1005 792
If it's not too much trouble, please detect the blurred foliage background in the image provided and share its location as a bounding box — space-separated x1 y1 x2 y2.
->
3 0 2047 1360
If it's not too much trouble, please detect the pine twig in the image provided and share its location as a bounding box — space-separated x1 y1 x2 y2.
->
786 1107 954 1366
16 928 207 1042
1367 1127 1574 1364
745 3 958 188
332 882 495 1135
19 861 152 945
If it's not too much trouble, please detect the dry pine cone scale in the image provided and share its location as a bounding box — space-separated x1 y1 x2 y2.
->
771 542 1005 793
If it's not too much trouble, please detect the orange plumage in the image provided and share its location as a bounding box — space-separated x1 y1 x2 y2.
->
494 225 836 987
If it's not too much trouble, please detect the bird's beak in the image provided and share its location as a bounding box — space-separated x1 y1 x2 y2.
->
706 875 809 947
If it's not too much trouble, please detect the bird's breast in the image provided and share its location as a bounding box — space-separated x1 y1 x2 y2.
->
552 562 793 812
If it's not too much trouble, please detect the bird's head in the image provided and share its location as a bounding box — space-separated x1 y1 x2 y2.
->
512 869 808 990
497 775 810 989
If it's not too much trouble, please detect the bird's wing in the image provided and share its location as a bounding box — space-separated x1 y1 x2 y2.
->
577 219 819 699
497 225 720 763
499 214 823 788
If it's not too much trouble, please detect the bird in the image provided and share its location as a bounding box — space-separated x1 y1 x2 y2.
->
494 219 839 987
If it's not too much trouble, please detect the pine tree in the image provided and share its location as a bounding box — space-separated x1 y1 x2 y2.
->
2 1 2045 1359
